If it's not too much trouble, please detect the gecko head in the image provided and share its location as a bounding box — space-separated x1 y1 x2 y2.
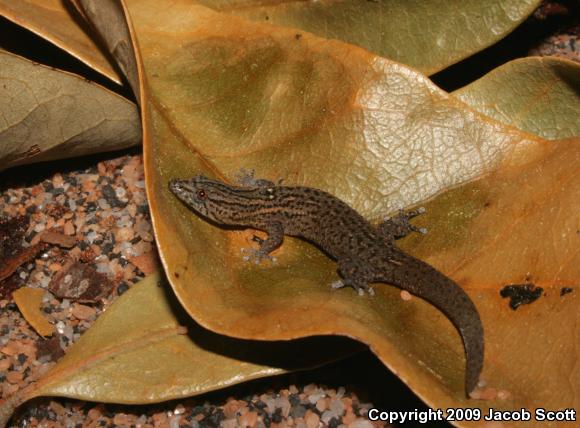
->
168 175 237 224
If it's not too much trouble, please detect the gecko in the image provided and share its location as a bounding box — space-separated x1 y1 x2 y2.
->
168 172 484 396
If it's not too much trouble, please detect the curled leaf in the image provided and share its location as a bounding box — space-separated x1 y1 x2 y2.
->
0 272 361 427
12 287 54 337
72 0 141 101
204 0 541 75
0 0 122 84
455 57 580 139
127 0 578 418
0 50 141 172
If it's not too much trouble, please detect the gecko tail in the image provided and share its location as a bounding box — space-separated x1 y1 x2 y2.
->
377 251 484 397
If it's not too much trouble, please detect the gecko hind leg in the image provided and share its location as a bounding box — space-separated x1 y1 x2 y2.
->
378 207 427 243
332 258 375 296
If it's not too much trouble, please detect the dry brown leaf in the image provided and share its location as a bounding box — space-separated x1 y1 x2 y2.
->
0 216 47 284
39 231 77 248
130 2 578 425
0 50 141 171
72 0 141 102
128 251 161 274
12 287 55 337
0 0 122 84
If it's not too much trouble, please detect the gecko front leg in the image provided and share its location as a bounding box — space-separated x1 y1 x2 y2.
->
378 207 427 245
236 168 276 187
242 222 283 264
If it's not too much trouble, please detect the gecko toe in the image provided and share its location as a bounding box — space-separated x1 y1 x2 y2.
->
241 247 276 265
331 280 345 289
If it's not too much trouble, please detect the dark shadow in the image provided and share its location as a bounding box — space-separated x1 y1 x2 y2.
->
431 0 580 92
0 146 141 193
0 15 134 101
160 277 364 370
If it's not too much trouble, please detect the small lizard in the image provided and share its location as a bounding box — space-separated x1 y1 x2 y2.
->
169 172 484 396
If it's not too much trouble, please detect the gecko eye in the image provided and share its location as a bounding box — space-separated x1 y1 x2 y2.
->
196 189 207 200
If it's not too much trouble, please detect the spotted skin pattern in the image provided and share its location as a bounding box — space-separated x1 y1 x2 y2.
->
169 174 484 396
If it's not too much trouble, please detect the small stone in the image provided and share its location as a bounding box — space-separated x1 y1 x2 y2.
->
221 419 238 428
400 290 412 301
48 263 62 272
6 369 24 384
275 396 291 418
114 227 134 242
113 413 129 425
316 398 327 412
304 410 320 428
64 221 75 236
0 358 11 371
321 410 338 424
87 406 103 420
71 304 96 320
342 410 357 425
330 398 345 415
239 411 258 428
223 399 243 418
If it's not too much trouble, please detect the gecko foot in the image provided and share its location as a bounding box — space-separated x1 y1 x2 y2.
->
379 207 427 241
331 280 375 296
241 247 278 265
236 168 276 187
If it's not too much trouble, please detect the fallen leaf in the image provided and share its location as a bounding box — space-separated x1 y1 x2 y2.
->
72 0 141 101
48 260 114 302
0 272 362 427
203 0 541 75
12 287 55 337
0 216 47 285
36 335 65 362
125 1 578 424
128 251 161 274
455 56 580 139
0 0 122 84
0 243 46 283
0 50 141 172
71 303 97 320
39 231 77 248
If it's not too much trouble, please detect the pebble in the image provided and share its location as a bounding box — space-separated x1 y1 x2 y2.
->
71 304 96 320
304 410 320 428
239 411 258 427
64 221 75 235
